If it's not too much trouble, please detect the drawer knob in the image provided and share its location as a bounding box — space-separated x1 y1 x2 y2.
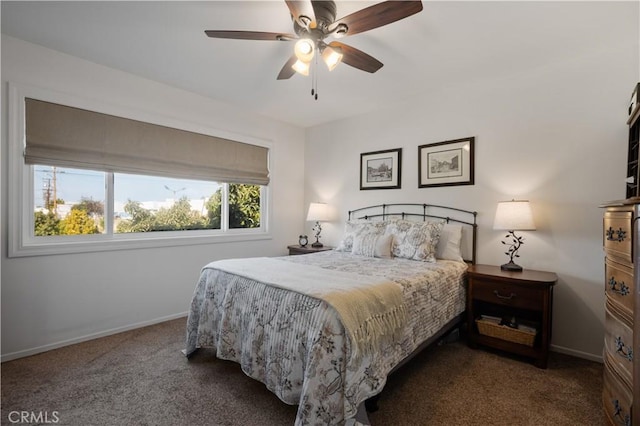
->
493 290 516 300
606 226 627 242
612 399 631 426
614 336 633 361
608 277 630 296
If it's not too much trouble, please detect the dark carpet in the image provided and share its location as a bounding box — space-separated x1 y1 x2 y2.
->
1 318 603 425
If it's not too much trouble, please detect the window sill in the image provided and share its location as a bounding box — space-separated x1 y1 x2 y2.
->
8 231 272 258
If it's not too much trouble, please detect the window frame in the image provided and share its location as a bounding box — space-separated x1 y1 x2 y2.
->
8 82 272 258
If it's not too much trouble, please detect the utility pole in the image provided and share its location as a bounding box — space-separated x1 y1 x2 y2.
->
41 166 58 214
43 177 52 211
52 166 58 215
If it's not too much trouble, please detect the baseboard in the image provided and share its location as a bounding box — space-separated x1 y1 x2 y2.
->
1 312 189 363
2 315 604 364
550 344 603 363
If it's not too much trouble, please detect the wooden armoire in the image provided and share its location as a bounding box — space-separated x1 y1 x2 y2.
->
601 83 640 425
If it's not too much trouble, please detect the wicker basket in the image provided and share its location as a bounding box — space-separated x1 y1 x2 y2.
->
476 317 536 347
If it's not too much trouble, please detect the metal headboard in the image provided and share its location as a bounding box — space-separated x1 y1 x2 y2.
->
348 203 478 264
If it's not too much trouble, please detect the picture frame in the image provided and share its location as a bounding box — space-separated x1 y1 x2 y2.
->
629 82 639 116
418 137 475 188
360 148 402 190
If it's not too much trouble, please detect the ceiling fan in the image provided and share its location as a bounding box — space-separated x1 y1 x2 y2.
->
205 1 423 88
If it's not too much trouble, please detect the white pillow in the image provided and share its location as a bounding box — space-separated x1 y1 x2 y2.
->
436 224 464 262
352 233 393 259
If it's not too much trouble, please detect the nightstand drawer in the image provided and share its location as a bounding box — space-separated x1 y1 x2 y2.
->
471 280 543 310
287 245 333 255
603 210 633 263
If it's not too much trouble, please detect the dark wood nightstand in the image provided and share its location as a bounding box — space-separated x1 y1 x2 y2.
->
466 264 557 368
287 245 334 255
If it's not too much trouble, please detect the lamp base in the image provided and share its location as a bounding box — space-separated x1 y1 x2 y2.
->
311 242 324 248
500 261 523 272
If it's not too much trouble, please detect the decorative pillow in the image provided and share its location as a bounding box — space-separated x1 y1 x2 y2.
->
352 233 393 259
385 219 444 262
436 224 464 262
335 220 386 252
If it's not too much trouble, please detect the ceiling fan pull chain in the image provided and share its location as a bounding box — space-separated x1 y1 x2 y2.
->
310 56 315 98
313 74 318 100
314 55 318 100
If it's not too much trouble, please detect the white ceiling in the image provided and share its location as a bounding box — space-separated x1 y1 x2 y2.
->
1 1 633 128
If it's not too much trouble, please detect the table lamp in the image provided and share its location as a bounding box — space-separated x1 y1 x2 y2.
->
306 202 330 248
493 200 536 271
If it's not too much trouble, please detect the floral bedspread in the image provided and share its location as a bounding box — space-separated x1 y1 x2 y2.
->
185 251 467 425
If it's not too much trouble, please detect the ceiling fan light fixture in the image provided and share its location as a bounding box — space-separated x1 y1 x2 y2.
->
322 45 343 71
294 38 315 62
292 59 310 76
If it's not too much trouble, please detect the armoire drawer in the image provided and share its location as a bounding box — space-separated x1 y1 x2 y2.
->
605 258 635 323
604 307 633 388
604 210 633 263
603 360 633 426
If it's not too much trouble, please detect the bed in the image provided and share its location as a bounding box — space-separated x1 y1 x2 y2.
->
185 203 477 425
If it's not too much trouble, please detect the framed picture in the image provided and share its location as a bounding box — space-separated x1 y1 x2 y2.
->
360 148 402 190
418 137 475 188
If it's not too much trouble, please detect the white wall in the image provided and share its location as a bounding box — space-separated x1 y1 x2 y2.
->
2 2 638 363
305 4 639 360
1 36 306 360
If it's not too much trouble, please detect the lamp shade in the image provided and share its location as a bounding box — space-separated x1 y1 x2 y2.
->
306 202 330 222
493 200 536 231
294 39 314 63
322 45 343 71
292 59 310 76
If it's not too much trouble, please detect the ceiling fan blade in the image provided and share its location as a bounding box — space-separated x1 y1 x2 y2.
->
329 41 383 73
277 55 298 80
285 1 316 27
205 30 297 41
332 1 423 37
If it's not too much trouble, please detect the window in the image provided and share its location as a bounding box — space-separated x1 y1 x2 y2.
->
33 165 263 237
113 172 223 233
8 83 271 257
34 166 105 236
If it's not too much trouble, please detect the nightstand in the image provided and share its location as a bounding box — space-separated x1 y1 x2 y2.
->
287 245 334 255
466 264 557 368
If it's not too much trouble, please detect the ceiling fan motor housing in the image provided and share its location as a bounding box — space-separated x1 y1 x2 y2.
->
311 1 337 29
293 0 338 35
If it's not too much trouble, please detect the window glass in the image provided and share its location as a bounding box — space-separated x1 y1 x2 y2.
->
32 168 263 238
33 166 105 236
228 183 261 229
113 173 222 233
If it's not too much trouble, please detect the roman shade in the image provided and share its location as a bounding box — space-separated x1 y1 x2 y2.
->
24 98 270 185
